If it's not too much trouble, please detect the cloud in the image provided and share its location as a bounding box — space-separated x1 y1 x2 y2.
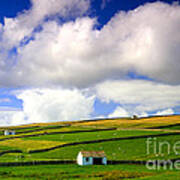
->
108 106 130 118
0 111 17 126
6 18 99 87
96 80 180 114
155 108 174 116
0 88 95 126
0 80 179 126
1 0 90 49
0 2 180 87
0 1 180 125
107 106 149 118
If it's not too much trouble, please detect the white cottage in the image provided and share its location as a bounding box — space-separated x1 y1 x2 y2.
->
77 151 107 165
4 130 15 136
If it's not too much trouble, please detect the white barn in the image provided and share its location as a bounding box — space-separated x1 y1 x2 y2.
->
4 130 15 136
77 151 107 165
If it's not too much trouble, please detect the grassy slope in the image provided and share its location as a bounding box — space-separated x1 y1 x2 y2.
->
72 115 180 129
0 164 179 180
22 129 166 142
0 115 180 179
0 126 95 138
0 129 170 156
26 134 180 161
1 115 180 130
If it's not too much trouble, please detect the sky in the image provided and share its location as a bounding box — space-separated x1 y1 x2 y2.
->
0 0 180 126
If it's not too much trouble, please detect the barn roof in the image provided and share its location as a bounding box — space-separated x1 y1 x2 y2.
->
80 151 106 157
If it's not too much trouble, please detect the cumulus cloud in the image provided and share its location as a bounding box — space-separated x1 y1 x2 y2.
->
107 106 149 118
0 1 180 125
96 80 180 114
0 2 180 87
0 107 23 126
0 111 17 126
1 0 90 49
0 79 179 126
0 88 95 126
108 106 130 118
7 18 99 87
155 108 174 116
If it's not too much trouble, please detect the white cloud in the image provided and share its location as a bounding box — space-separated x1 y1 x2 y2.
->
108 106 130 118
98 1 180 84
8 18 99 87
155 108 174 116
0 111 17 126
1 0 90 49
0 108 24 126
0 88 95 126
107 106 149 118
139 112 148 118
0 80 178 126
0 2 180 87
96 80 180 114
0 2 180 125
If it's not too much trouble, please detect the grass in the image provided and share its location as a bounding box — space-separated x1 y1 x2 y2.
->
27 134 180 161
1 129 180 162
155 124 180 130
1 115 180 131
0 146 18 153
0 125 68 134
22 129 167 142
73 115 180 129
0 126 96 140
0 139 65 152
0 164 173 180
0 164 179 180
0 129 169 158
1 115 180 179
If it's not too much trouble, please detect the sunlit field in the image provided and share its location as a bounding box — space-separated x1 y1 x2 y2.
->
0 115 180 179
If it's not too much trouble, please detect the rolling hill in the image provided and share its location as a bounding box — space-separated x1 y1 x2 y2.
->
0 115 180 179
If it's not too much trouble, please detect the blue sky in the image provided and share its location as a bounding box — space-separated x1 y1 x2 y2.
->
0 0 174 24
0 0 180 126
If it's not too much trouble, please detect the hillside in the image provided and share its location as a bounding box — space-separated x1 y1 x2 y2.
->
0 115 180 179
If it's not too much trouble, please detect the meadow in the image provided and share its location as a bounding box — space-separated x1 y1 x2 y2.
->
0 115 180 179
0 164 179 180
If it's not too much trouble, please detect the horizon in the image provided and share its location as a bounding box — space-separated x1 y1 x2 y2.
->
1 114 180 128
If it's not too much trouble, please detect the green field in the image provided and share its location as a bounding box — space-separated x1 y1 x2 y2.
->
23 134 180 161
22 129 167 142
152 124 180 130
0 115 180 179
0 164 179 180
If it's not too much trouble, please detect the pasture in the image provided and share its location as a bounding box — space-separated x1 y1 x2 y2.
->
0 115 180 179
0 164 179 180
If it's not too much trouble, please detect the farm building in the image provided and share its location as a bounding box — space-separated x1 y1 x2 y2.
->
77 151 107 165
4 130 15 136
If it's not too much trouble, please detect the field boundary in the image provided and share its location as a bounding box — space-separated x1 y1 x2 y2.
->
0 128 117 142
0 160 75 166
0 150 23 156
0 159 180 167
71 115 180 124
29 132 180 153
147 123 180 129
15 125 70 135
